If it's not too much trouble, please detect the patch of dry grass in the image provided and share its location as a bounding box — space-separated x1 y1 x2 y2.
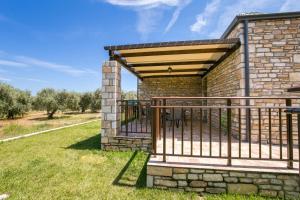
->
0 111 100 139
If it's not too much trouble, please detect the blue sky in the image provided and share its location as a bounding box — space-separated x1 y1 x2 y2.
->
0 0 299 95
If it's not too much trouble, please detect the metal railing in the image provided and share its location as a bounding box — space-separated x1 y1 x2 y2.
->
151 97 300 173
119 100 152 136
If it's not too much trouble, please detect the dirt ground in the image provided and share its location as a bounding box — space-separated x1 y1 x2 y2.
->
0 111 100 139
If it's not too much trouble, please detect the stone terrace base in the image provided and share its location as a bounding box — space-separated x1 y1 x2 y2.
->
147 156 300 199
101 136 152 151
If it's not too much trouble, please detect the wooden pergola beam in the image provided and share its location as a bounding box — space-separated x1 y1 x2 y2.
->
137 68 208 74
131 60 216 67
120 48 230 57
142 74 203 79
112 54 143 80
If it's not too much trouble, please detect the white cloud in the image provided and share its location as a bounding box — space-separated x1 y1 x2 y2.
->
21 78 49 83
15 56 94 77
103 0 191 39
136 9 163 40
190 0 220 33
104 0 181 8
280 0 300 12
0 59 29 68
165 0 191 33
0 51 98 77
0 77 11 82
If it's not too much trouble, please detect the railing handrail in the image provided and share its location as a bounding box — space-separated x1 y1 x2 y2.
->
151 105 300 109
117 99 151 102
152 96 300 100
151 96 300 174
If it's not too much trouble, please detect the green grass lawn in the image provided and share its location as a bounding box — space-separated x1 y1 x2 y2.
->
0 121 270 200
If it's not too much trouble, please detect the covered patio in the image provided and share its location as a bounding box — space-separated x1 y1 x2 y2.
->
101 38 300 197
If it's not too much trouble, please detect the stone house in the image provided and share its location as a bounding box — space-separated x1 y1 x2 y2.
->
101 12 300 199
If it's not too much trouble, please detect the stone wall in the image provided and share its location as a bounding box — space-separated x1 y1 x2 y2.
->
101 61 152 152
138 76 202 101
101 61 122 150
246 17 300 143
248 17 300 97
147 165 300 199
207 17 300 143
205 23 245 137
102 136 152 151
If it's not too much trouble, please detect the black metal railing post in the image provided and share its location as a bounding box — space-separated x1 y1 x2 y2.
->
286 98 293 169
125 100 129 136
227 99 232 166
152 100 157 155
298 113 300 175
163 99 167 162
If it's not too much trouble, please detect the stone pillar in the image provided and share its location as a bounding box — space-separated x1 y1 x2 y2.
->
101 61 121 150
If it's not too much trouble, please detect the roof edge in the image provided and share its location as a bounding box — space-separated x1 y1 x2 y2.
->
104 38 240 51
221 11 300 39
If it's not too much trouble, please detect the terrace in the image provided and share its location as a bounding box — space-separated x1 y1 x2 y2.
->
101 30 300 197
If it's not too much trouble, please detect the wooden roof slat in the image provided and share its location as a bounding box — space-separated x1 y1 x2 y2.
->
133 65 209 71
120 48 230 57
140 72 203 77
125 53 224 64
137 68 207 74
130 60 216 67
142 74 203 78
133 65 209 72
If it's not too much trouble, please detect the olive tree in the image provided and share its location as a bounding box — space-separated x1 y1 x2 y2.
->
66 92 80 112
0 83 31 119
79 92 92 113
91 89 101 113
34 88 67 119
121 91 137 100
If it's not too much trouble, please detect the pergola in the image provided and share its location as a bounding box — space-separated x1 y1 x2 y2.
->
104 38 241 80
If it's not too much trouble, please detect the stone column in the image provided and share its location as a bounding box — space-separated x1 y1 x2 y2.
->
101 61 121 150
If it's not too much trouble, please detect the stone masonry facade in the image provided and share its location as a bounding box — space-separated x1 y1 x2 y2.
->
147 165 300 199
101 61 152 151
204 17 300 143
101 61 122 150
247 17 300 143
138 76 202 101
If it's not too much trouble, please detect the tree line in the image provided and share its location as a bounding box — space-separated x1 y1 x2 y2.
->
0 83 101 119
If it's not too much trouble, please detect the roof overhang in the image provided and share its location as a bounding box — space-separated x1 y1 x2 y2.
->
221 11 300 39
104 38 241 80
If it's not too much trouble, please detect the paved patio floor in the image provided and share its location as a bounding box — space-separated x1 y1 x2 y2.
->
120 119 299 173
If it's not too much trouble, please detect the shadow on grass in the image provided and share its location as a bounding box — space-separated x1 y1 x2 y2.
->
67 134 101 150
113 150 150 188
64 111 100 115
29 115 71 121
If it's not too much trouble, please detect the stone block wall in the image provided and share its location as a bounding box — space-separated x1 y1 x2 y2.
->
101 61 121 150
147 165 300 199
206 23 245 137
138 76 202 101
206 17 300 143
102 136 152 151
101 61 152 152
248 17 300 97
246 17 300 143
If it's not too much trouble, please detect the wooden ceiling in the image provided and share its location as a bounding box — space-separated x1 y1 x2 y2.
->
104 38 241 80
